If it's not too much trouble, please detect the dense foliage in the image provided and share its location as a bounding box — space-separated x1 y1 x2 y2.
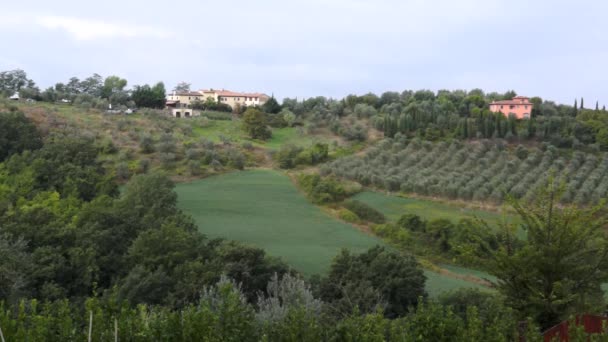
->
282 89 607 150
0 285 522 341
275 143 329 169
317 246 426 318
0 109 42 162
342 200 386 224
242 108 272 140
0 123 289 306
323 135 608 204
492 180 608 329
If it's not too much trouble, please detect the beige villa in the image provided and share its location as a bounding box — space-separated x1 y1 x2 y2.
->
165 88 270 117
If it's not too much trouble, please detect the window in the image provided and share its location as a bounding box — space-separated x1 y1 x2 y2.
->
500 105 503 109
509 105 515 109
525 105 528 109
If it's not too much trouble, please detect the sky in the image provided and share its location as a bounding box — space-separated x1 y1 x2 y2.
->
1 0 606 106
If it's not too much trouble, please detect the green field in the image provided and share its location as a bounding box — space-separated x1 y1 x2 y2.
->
191 118 330 149
176 170 383 276
175 170 488 295
353 191 524 236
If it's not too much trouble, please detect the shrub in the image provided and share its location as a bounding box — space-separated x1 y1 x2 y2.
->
242 108 272 140
296 174 347 204
276 145 303 169
338 208 360 223
116 162 130 180
397 214 425 232
188 160 202 176
343 200 386 224
137 158 151 174
140 134 155 153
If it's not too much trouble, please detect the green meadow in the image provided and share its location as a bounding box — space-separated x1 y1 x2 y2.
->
175 169 490 296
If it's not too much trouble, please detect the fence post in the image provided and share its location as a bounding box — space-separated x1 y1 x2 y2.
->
518 320 528 342
88 310 93 342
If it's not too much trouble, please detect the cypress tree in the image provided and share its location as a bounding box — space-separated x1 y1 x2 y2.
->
603 105 606 112
580 97 584 109
573 99 578 115
596 101 599 111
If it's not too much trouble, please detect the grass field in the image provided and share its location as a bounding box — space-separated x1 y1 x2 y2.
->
352 191 524 237
175 169 490 295
175 170 383 276
191 119 331 149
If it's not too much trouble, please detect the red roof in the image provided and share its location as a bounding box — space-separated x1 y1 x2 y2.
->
490 97 531 105
173 91 203 96
201 89 268 98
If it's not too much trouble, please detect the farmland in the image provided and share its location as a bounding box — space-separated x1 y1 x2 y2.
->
175 169 490 295
175 169 382 276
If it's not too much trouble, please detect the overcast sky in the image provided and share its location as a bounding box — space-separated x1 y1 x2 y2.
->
1 0 606 105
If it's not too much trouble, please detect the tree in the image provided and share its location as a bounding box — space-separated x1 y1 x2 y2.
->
492 179 608 329
280 108 297 127
0 69 36 97
173 82 191 93
262 96 282 114
580 97 584 109
241 108 271 140
101 76 127 99
0 111 42 161
319 246 426 318
131 82 166 108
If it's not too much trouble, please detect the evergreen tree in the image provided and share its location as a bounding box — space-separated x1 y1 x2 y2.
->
596 101 599 111
492 179 608 330
573 99 578 115
580 97 584 109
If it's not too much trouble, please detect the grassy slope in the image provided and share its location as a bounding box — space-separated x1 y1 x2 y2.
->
175 169 488 296
352 191 507 225
176 170 383 276
191 119 331 149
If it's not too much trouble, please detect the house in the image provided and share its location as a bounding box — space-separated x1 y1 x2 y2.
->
9 92 19 101
201 89 270 109
489 96 533 119
542 314 608 341
165 88 270 117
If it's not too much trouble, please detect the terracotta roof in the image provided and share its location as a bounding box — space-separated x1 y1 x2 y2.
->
490 96 532 105
172 91 203 96
201 89 268 98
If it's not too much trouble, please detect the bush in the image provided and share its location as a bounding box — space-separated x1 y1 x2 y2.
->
140 134 155 153
188 160 202 176
338 208 360 223
275 145 303 169
343 200 386 224
297 174 348 204
242 108 272 140
116 162 131 180
398 214 425 232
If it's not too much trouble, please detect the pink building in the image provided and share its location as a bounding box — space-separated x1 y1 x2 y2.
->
489 96 533 119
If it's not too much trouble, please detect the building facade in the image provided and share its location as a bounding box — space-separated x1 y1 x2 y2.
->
489 96 533 119
165 88 270 117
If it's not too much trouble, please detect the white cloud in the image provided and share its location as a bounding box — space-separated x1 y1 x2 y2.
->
0 13 173 41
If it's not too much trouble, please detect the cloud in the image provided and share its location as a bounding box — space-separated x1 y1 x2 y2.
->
0 13 173 41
